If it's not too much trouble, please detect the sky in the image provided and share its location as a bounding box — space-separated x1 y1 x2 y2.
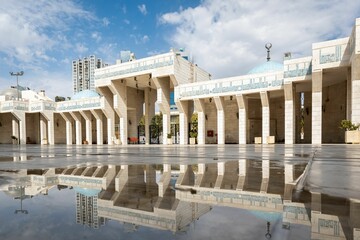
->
0 0 359 99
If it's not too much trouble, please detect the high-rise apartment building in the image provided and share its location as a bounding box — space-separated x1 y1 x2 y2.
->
72 55 107 94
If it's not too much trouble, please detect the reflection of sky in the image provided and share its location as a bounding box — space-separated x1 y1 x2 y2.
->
0 187 310 240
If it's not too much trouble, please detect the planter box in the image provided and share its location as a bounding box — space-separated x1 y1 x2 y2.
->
345 131 360 144
189 138 196 145
267 136 275 144
167 138 173 145
254 137 262 144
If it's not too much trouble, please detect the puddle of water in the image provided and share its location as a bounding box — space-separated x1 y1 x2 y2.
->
0 160 357 240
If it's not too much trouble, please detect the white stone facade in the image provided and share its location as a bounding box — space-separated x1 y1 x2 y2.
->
1 18 360 145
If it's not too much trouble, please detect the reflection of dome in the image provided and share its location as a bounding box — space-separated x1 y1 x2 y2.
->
249 210 282 222
248 61 283 75
0 88 21 99
72 90 100 100
74 187 101 197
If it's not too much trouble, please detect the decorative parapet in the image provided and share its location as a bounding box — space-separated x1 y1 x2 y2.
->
95 53 174 81
56 97 103 112
312 37 350 69
0 101 29 112
284 57 312 80
29 102 56 112
176 71 283 100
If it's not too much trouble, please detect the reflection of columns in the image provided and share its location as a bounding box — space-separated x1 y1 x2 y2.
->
145 165 156 195
312 70 322 144
260 160 269 193
260 91 270 144
194 99 206 145
284 163 294 184
236 94 248 144
237 160 247 190
91 109 103 145
176 100 189 145
214 97 225 144
311 191 321 213
159 164 171 197
70 112 82 145
80 111 92 145
284 83 295 144
144 87 156 145
111 80 127 145
61 113 73 145
195 163 205 187
153 77 171 145
350 199 360 232
214 162 224 189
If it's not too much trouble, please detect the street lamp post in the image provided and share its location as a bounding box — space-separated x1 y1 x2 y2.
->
9 71 24 100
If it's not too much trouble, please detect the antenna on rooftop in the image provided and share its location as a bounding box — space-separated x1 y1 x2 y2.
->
265 43 272 62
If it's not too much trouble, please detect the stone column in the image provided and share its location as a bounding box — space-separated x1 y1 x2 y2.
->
40 115 47 144
47 114 54 145
12 116 19 142
91 109 103 145
110 80 128 145
214 97 225 144
194 99 206 145
351 54 360 123
153 77 171 145
61 113 73 145
70 112 82 145
260 91 270 144
176 100 189 145
347 68 352 120
236 94 248 144
80 111 93 145
284 83 295 144
97 88 115 145
312 70 322 144
144 87 156 145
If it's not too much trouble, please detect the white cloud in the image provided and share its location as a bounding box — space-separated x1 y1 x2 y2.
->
138 4 147 15
130 34 150 45
0 0 92 64
102 17 110 26
91 32 102 42
123 19 130 25
160 0 360 78
142 35 150 43
75 43 88 54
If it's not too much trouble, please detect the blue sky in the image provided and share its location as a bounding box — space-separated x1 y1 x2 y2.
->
0 0 359 99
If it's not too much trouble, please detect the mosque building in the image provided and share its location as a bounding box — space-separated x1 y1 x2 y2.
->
0 18 359 146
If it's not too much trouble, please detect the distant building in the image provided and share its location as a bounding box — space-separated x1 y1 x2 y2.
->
72 56 107 94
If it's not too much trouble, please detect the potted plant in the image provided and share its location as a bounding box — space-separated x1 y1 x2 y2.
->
167 133 173 145
189 113 198 144
339 120 360 144
11 135 18 144
189 131 197 145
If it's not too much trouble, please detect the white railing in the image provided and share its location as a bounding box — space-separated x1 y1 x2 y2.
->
56 97 103 112
95 53 174 80
0 101 29 112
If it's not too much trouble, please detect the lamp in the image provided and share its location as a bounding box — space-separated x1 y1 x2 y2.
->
128 120 132 125
10 71 24 100
209 98 212 103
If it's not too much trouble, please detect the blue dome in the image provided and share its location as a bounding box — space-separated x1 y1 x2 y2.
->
72 90 100 100
248 61 283 75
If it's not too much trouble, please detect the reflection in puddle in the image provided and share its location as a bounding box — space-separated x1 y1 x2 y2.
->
0 160 359 239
